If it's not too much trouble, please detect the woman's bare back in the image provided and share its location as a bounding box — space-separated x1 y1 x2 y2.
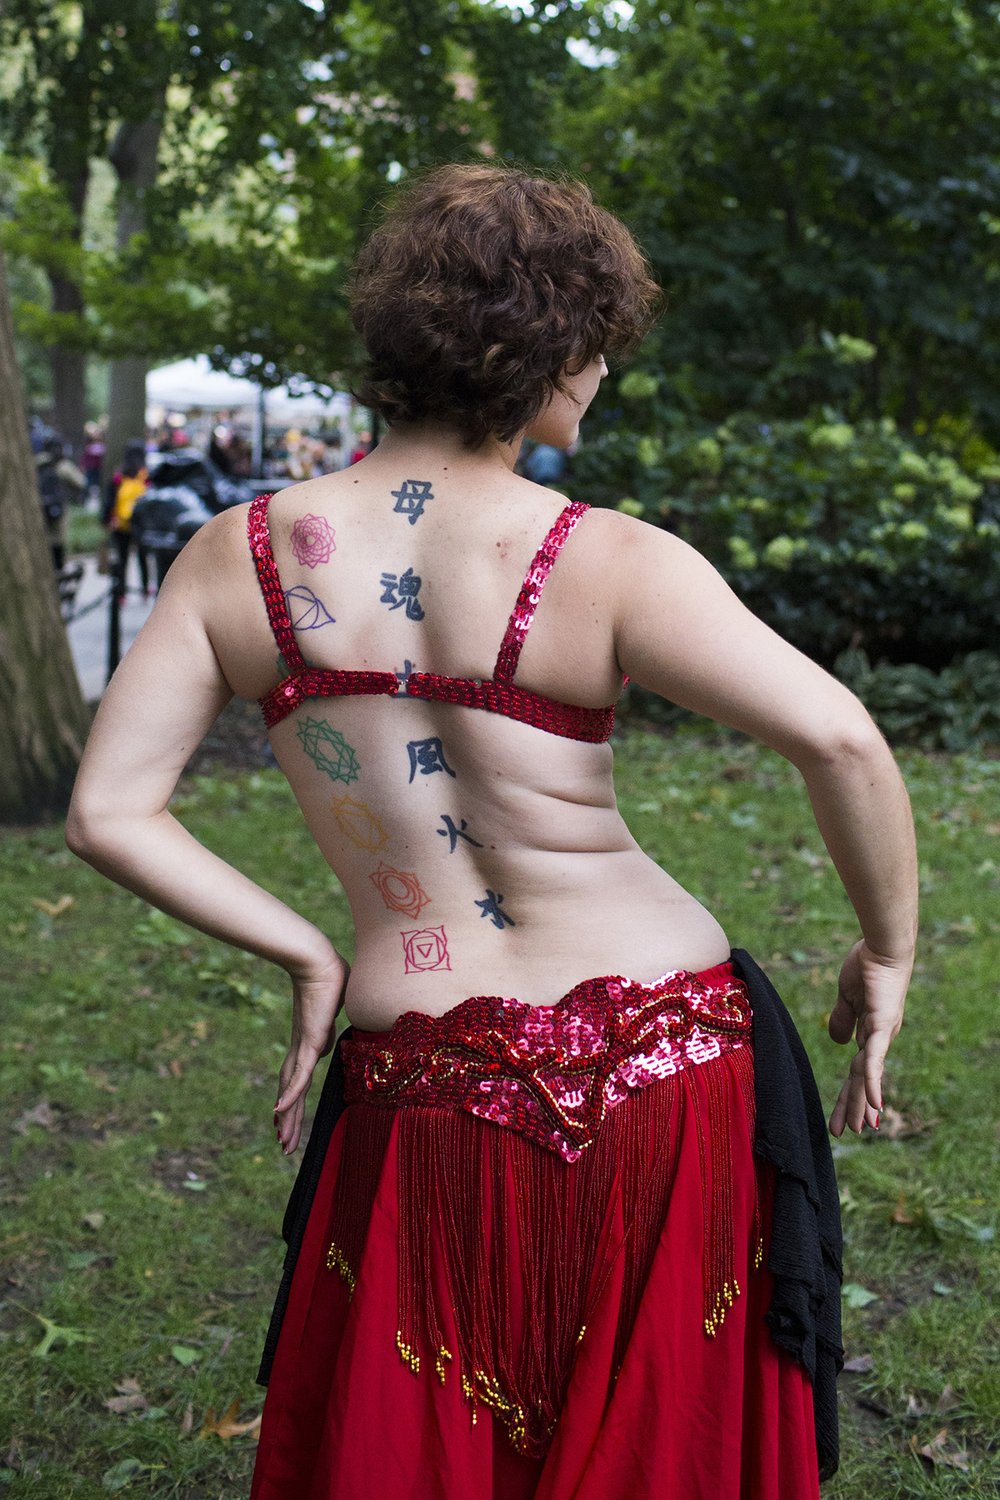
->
206 451 729 1031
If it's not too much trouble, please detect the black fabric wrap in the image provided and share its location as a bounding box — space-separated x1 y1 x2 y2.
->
257 951 844 1480
731 948 844 1480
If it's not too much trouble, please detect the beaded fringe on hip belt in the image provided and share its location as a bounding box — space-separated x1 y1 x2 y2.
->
325 964 762 1459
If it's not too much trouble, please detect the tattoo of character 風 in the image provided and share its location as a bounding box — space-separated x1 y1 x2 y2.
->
407 736 456 783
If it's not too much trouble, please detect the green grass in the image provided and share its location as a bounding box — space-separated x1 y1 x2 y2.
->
1 729 997 1497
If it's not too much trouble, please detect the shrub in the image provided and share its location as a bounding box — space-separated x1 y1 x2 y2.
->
574 408 1000 667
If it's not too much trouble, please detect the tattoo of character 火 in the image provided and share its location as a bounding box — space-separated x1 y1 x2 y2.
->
437 814 483 852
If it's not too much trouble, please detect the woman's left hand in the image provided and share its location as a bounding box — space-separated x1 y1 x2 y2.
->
274 949 351 1154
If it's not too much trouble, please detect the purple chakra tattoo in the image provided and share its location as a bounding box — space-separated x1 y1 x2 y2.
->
380 568 425 622
284 584 335 630
290 513 336 567
475 889 515 929
297 717 360 784
391 478 434 526
406 736 456 783
437 814 483 852
401 924 451 973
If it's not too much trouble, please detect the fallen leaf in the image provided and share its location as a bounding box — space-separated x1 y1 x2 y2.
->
31 895 74 918
199 1399 262 1442
932 1281 954 1296
842 1283 880 1309
171 1345 200 1367
179 1402 194 1436
104 1392 148 1415
906 1393 929 1419
82 1211 106 1231
936 1385 959 1414
909 1428 970 1471
843 1354 875 1373
190 1019 209 1040
12 1100 56 1135
168 1058 184 1079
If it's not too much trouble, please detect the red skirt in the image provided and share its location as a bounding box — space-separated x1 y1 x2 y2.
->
251 963 820 1500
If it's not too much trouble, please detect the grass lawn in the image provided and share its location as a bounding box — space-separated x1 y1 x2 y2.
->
1 726 997 1498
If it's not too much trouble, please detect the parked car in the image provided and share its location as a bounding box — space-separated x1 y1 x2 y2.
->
130 449 256 584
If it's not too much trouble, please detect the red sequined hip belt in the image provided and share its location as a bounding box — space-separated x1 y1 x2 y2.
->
341 962 753 1163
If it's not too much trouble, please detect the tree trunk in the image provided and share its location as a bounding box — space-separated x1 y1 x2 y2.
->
0 250 91 823
105 116 164 477
47 273 87 455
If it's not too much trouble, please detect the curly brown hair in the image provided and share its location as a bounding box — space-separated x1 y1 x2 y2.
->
350 163 661 447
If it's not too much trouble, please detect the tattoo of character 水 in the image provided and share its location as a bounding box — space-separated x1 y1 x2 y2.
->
475 889 515 930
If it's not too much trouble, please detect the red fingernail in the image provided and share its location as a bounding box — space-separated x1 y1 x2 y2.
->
874 1113 880 1130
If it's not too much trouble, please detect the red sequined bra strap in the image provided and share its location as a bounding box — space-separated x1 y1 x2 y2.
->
493 501 589 684
247 492 307 672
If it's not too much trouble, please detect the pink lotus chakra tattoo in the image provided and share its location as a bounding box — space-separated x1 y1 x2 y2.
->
290 513 336 568
401 925 451 973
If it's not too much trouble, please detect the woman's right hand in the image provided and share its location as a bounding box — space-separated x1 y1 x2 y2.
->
827 939 911 1137
274 949 351 1155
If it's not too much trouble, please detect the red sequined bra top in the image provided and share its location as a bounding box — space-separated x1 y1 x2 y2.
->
247 492 623 741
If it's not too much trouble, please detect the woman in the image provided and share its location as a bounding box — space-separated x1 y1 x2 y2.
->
67 165 917 1499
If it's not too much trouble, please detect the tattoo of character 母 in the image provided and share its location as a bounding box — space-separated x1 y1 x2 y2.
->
391 478 434 527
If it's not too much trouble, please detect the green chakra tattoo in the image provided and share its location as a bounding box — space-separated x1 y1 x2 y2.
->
296 716 361 785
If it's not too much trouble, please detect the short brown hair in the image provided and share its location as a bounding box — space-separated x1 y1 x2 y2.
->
350 163 661 446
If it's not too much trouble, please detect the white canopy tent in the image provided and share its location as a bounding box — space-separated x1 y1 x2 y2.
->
146 356 353 467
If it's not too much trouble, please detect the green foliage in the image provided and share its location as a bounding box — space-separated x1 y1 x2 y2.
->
834 650 1000 752
575 408 1000 666
562 0 1000 435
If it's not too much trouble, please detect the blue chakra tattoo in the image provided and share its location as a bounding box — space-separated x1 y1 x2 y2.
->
380 567 425 622
406 736 456 783
284 584 335 630
437 814 483 852
475 889 515 930
391 478 434 526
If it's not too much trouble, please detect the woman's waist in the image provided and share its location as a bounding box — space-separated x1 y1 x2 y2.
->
340 960 751 1160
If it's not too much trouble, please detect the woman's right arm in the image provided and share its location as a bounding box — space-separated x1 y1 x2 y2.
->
609 515 918 1137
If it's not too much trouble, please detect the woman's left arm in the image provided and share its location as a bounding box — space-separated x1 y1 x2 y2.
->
66 517 347 1148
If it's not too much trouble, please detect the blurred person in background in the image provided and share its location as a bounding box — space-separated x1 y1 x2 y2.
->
103 440 151 601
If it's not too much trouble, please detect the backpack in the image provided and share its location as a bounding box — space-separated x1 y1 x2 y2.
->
114 470 148 526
